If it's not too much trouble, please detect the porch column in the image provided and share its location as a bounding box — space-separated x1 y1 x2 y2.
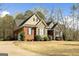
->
54 29 55 40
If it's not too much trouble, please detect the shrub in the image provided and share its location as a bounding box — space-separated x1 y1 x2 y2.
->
43 36 49 41
6 36 11 40
0 38 3 41
34 35 42 41
19 31 24 41
0 36 4 41
20 33 24 41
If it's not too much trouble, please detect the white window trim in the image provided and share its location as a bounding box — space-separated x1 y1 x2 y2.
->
38 29 44 35
28 28 32 35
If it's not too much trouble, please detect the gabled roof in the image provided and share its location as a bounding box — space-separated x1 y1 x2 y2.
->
15 19 25 27
52 23 58 29
19 14 34 26
54 24 65 31
46 20 56 25
46 20 65 31
20 13 47 27
15 12 48 30
15 14 34 27
46 20 57 29
35 13 47 27
46 21 53 26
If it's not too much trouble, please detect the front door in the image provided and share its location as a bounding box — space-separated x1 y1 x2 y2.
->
48 30 54 40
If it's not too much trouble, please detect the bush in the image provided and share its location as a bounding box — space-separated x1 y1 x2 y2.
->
43 36 49 41
34 35 42 41
0 38 4 41
6 36 12 40
20 32 24 41
0 36 4 41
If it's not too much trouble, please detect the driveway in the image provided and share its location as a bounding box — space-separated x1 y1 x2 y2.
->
0 41 42 56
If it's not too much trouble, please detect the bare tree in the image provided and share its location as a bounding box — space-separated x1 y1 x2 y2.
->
32 7 49 20
71 4 79 40
2 14 14 40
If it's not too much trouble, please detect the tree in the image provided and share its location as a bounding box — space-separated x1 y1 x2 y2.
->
47 9 55 22
24 10 33 17
52 8 67 40
36 11 45 20
32 7 48 20
2 14 15 40
0 17 3 40
71 4 79 40
15 13 25 19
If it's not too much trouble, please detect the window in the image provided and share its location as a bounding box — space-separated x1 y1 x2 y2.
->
33 18 38 22
41 29 44 35
28 28 32 35
38 29 44 35
33 18 35 21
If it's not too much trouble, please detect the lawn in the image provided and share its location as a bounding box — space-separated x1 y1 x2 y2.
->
14 41 79 56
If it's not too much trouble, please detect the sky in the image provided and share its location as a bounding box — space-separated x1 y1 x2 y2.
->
0 3 74 16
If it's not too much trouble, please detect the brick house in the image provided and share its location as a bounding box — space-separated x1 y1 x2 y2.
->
14 13 48 41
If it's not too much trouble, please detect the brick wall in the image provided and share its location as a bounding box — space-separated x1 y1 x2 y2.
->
23 27 35 41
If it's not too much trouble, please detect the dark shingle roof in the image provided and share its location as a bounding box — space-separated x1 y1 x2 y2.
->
52 22 58 29
46 20 56 26
46 21 52 26
19 14 34 26
15 19 24 27
15 14 34 27
14 11 48 30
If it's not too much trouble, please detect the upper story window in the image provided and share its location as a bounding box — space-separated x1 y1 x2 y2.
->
33 18 35 21
33 18 38 22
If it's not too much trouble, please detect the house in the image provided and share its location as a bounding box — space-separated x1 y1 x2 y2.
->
47 21 64 40
14 13 48 41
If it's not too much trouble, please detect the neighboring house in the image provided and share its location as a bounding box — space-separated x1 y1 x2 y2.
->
14 13 48 41
47 21 64 40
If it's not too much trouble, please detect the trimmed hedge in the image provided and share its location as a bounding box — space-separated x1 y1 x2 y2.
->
34 35 42 41
43 36 49 41
35 35 49 41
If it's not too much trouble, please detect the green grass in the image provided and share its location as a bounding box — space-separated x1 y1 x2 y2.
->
14 41 79 56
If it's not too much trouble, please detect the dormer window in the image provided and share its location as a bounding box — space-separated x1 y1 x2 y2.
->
33 18 38 22
33 18 35 21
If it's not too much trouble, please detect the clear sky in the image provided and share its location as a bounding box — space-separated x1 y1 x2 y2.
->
0 3 74 16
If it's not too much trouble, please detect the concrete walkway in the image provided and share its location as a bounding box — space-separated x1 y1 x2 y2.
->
0 41 42 56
